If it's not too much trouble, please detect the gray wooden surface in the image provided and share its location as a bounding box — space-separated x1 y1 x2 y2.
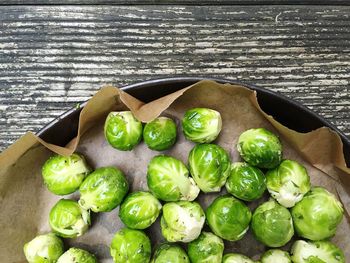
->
0 5 349 152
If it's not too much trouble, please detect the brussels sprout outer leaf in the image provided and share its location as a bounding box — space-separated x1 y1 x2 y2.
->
291 240 345 263
151 244 190 263
42 153 91 195
261 249 292 263
79 167 129 212
57 248 97 263
182 108 222 143
251 199 294 247
266 159 311 208
291 187 343 241
226 162 266 201
143 117 177 151
147 155 199 202
49 199 90 238
206 195 251 241
104 111 143 151
188 231 224 263
23 233 64 263
119 191 162 229
223 253 256 263
237 128 282 169
110 228 151 263
189 144 231 193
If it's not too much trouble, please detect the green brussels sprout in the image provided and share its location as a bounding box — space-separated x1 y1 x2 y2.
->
237 128 282 169
251 199 294 247
42 153 91 195
223 253 256 263
188 144 230 193
79 167 129 212
182 108 222 143
206 195 251 241
49 199 90 238
266 159 311 208
188 231 224 263
110 228 151 263
291 240 345 263
161 201 205 243
104 111 143 151
151 244 190 263
291 186 343 241
143 117 177 151
261 249 291 263
23 233 64 263
119 191 162 229
57 248 97 263
225 162 266 201
147 155 199 202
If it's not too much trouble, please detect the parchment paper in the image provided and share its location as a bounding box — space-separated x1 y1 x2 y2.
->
1 80 349 262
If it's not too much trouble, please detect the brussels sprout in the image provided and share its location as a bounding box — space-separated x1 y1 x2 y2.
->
42 153 91 195
57 248 97 263
160 201 205 243
251 199 294 247
261 249 291 263
237 128 282 169
188 231 224 263
291 186 343 240
119 191 162 229
266 159 311 208
110 228 151 263
188 144 231 193
23 233 64 263
225 162 266 201
147 155 199 202
223 253 256 263
206 195 251 241
151 244 190 263
182 108 222 143
291 240 345 263
143 117 177 151
104 111 143 151
49 199 90 238
79 167 129 212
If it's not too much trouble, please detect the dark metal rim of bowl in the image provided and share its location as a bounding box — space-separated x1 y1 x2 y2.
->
36 77 350 166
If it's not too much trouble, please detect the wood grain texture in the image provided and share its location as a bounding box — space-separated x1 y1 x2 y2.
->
0 5 349 151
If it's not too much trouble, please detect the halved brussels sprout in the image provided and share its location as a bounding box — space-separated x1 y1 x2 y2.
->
261 249 291 263
188 144 230 193
161 201 205 243
119 191 162 229
49 199 90 238
42 153 91 195
291 240 345 263
206 195 251 241
143 117 177 151
79 167 129 212
147 155 199 202
266 159 311 208
188 231 224 263
104 111 143 151
291 186 343 240
182 108 222 143
57 248 97 263
110 228 151 263
23 233 64 263
223 253 256 263
225 162 266 201
151 244 190 263
237 128 282 169
251 199 294 247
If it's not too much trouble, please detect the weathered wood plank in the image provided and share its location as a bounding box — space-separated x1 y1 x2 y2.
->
0 5 349 151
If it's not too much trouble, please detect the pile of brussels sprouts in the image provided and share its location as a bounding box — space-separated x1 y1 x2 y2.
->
23 108 346 263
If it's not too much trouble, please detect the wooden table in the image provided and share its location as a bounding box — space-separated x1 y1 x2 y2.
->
0 1 349 151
